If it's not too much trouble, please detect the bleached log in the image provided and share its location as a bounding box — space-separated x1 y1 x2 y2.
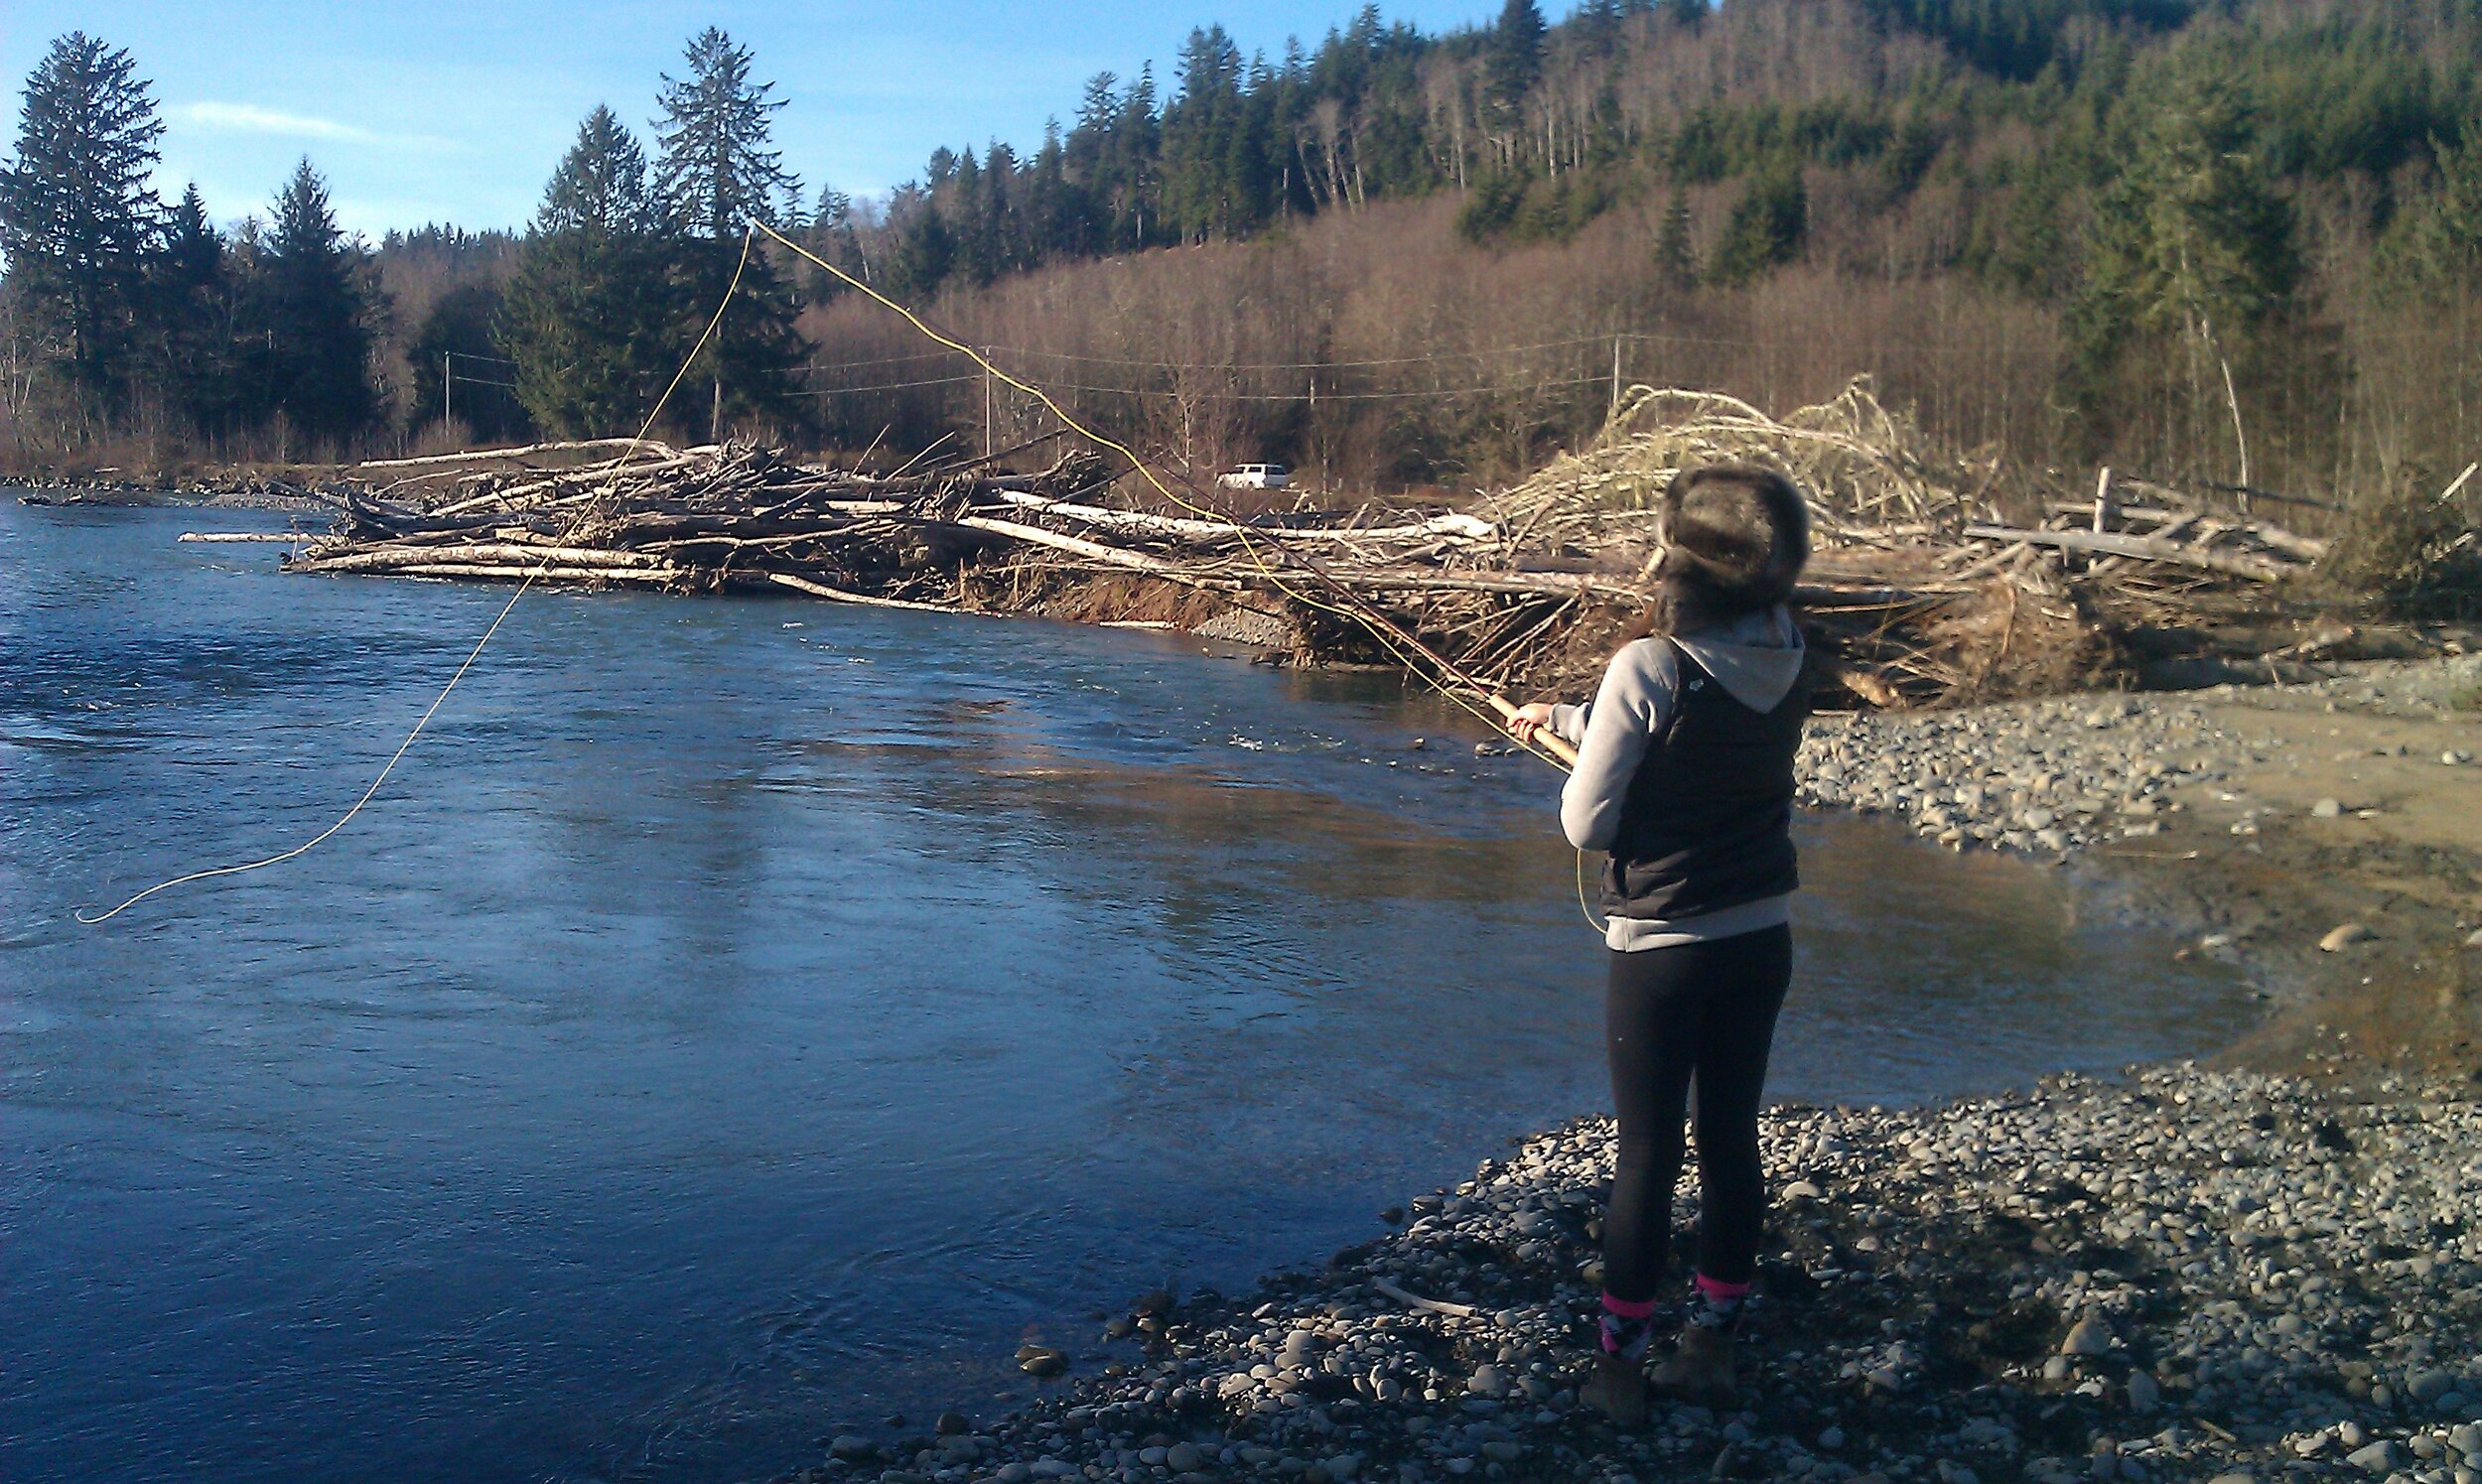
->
180 531 312 543
354 438 692 472
308 562 691 586
990 490 1496 545
757 572 965 612
291 540 670 573
951 514 1232 580
1962 522 2291 581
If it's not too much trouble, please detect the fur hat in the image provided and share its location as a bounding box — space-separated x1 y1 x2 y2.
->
1648 464 1811 632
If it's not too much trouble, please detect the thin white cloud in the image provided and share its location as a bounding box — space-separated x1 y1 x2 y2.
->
175 101 445 150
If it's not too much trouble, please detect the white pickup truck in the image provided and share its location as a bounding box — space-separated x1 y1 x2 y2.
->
1216 464 1290 490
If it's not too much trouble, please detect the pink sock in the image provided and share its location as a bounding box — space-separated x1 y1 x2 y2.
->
1694 1274 1752 1304
1599 1291 1658 1358
1601 1291 1658 1320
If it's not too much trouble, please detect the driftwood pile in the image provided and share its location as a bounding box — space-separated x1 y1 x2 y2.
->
1465 379 2354 702
289 438 1526 628
280 389 2370 710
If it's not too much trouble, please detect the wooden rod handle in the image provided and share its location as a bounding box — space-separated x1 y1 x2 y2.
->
1483 693 1580 768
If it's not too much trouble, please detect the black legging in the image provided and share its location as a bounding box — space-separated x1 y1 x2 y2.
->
1601 924 1792 1302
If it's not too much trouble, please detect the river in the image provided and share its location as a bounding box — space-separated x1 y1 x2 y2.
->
0 499 2250 1484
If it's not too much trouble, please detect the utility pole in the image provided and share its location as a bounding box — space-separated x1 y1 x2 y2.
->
1609 335 1623 421
1308 372 1320 493
984 368 995 458
443 352 453 431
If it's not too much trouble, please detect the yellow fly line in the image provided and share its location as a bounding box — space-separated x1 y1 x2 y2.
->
750 221 1579 774
749 222 1606 935
81 223 1600 929
75 237 758 925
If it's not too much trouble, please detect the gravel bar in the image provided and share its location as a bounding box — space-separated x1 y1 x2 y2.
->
1795 654 2482 859
782 1067 2480 1484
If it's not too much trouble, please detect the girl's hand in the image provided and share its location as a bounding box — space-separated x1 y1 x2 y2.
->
1505 702 1557 744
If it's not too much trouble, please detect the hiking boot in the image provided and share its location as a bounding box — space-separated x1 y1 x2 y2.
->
1580 1352 1651 1429
1649 1321 1737 1406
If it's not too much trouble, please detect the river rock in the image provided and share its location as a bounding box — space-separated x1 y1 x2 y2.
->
2346 1440 2402 1473
787 1036 2482 1484
1019 1347 1068 1378
2409 1368 2455 1403
2312 797 2343 818
829 1435 879 1462
2319 922 2378 951
2127 1370 2160 1413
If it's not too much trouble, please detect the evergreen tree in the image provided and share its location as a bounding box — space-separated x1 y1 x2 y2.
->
2070 63 2299 470
804 180 868 296
1706 164 1807 285
2390 130 2482 290
246 158 379 443
653 30 804 438
0 32 165 419
410 281 526 440
1655 188 1699 289
653 27 799 239
1116 67 1164 246
1163 26 1269 240
502 106 680 436
885 200 956 300
1574 0 1625 60
144 184 239 434
1485 0 1547 130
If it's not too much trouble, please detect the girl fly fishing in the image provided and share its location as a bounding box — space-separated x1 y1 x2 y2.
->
1507 464 1812 1426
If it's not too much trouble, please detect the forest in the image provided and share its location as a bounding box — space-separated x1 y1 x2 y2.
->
5 0 2482 516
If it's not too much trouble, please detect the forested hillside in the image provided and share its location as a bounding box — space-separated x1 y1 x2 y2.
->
6 1 2482 511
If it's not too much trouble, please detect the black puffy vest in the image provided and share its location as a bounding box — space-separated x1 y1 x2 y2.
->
1601 642 1806 921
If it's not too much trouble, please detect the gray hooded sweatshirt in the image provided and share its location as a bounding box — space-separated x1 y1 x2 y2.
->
1548 605 1807 950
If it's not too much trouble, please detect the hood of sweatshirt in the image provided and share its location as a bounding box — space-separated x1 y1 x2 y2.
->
1673 604 1806 713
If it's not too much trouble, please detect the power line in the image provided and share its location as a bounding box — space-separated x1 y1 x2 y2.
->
778 326 2057 381
789 371 1612 402
785 373 986 396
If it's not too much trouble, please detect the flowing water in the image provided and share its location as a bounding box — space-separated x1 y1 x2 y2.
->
0 500 2251 1484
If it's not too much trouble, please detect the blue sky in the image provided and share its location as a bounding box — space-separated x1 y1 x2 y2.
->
1 1 1507 239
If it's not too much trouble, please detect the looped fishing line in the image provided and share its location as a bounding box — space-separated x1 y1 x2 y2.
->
747 223 1604 931
83 222 1596 928
76 235 758 924
747 223 1577 774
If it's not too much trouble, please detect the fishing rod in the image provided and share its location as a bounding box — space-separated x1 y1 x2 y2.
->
1130 451 1582 767
754 223 1582 772
80 224 1586 925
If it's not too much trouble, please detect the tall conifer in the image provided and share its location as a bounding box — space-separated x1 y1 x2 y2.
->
248 159 379 443
0 32 164 418
652 29 802 438
502 106 678 436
